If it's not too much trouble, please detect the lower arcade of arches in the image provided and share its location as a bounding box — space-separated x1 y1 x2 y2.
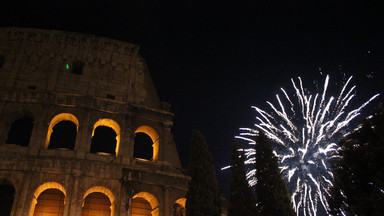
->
0 177 187 216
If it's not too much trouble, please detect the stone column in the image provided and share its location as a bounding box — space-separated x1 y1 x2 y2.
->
118 126 131 164
15 172 33 216
29 107 51 154
75 108 91 158
125 128 135 164
63 196 70 216
28 108 44 155
67 174 80 216
163 187 170 216
161 121 173 163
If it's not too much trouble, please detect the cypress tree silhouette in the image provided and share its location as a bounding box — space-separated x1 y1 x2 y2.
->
229 143 258 216
255 132 295 216
186 130 221 216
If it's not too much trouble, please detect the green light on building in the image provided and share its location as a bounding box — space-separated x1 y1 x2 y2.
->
66 64 69 70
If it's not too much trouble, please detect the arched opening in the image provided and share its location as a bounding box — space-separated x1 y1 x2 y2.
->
173 198 186 216
30 182 67 216
91 126 117 155
131 192 159 216
91 119 120 156
6 117 34 147
134 126 159 162
48 121 77 150
0 184 15 216
33 189 65 216
82 192 111 216
82 186 115 216
132 197 152 216
134 132 153 160
45 113 79 149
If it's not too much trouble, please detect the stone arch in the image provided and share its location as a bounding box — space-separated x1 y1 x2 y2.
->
174 198 186 208
29 182 67 216
2 109 34 145
134 126 159 162
82 186 115 216
45 113 79 149
6 116 34 146
91 119 121 156
173 198 186 216
132 192 159 216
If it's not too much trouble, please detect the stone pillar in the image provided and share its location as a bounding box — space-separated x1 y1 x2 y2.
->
75 109 91 158
118 126 130 163
164 187 170 216
63 196 70 216
15 172 33 216
28 110 44 155
29 108 51 153
67 174 80 216
161 121 173 163
126 129 135 163
117 181 128 216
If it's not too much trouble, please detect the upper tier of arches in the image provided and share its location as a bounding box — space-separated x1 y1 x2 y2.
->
4 112 160 162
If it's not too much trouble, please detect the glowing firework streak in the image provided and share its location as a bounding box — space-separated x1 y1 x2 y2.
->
236 75 379 216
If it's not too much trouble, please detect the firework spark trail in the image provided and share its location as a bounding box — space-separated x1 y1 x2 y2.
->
235 75 379 216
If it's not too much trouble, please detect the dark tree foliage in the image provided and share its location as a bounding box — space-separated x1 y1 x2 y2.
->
229 143 258 216
255 132 295 216
186 130 221 216
328 104 384 216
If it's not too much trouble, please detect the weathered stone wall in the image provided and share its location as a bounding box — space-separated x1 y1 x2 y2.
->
0 27 159 107
0 28 189 216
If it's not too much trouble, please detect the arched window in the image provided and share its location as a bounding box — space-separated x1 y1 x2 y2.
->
48 121 77 150
90 119 120 156
29 182 67 216
45 113 79 149
82 192 111 216
0 184 15 216
82 186 115 216
173 198 186 216
132 197 152 216
6 117 34 146
134 132 153 160
134 126 159 162
91 126 117 155
131 192 159 216
33 189 65 216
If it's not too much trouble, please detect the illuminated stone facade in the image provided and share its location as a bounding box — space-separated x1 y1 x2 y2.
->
0 27 188 216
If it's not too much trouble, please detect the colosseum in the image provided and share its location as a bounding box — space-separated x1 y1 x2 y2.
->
0 27 189 216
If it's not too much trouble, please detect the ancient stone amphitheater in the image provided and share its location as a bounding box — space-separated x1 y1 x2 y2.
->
0 27 188 216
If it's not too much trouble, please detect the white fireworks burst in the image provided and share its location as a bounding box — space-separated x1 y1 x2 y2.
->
236 75 379 216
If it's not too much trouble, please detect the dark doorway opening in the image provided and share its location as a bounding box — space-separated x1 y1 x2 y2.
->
0 184 15 216
6 117 33 147
48 121 77 150
90 126 117 155
134 132 153 160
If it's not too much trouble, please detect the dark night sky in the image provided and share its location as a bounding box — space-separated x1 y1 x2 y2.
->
2 0 384 196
